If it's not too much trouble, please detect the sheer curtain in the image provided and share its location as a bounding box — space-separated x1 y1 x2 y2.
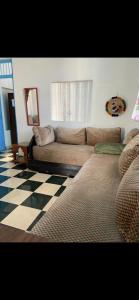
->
51 80 93 122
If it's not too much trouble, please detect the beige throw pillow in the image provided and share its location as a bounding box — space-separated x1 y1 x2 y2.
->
123 128 139 144
33 125 55 146
119 134 139 177
86 127 121 146
116 155 139 242
55 127 86 145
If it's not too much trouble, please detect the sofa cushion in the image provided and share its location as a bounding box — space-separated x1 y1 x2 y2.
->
119 134 139 177
31 154 122 242
116 155 139 242
55 127 86 145
123 128 139 144
86 127 121 146
32 125 55 146
95 143 125 155
33 142 94 166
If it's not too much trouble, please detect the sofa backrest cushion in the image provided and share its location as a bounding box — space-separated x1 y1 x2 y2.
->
86 127 121 146
116 155 139 242
32 125 55 146
119 134 139 177
123 128 139 144
55 127 86 145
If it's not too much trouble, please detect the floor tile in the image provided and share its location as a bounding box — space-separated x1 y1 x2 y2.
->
0 169 22 177
43 196 58 211
0 152 13 157
55 186 66 196
35 182 60 196
17 180 42 192
12 163 27 170
29 173 51 182
0 149 12 154
0 186 13 199
1 162 16 169
27 211 46 231
0 150 71 234
0 201 17 222
0 167 7 173
21 193 52 210
0 175 10 183
0 162 6 166
1 189 32 205
63 177 72 186
25 168 37 173
0 157 13 162
15 170 36 180
46 175 67 185
1 205 41 230
0 177 26 188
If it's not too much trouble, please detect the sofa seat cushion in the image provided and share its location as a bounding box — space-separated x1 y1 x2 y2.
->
55 127 86 145
31 154 123 242
33 142 94 166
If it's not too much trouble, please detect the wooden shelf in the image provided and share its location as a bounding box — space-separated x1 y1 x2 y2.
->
14 156 27 164
12 143 29 165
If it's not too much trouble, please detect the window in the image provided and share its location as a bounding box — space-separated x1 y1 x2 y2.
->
0 59 13 78
51 80 93 122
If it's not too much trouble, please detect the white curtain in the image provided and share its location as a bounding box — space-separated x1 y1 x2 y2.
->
51 80 93 122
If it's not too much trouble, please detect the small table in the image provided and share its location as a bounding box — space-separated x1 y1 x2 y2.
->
12 142 29 165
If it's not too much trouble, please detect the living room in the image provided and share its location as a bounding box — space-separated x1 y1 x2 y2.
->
0 57 138 243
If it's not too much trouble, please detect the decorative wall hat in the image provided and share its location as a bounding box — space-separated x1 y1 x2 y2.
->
106 96 126 117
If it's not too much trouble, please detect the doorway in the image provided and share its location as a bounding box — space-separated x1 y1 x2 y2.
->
8 92 17 144
0 59 18 151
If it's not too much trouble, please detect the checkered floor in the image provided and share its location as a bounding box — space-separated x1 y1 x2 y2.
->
0 150 72 232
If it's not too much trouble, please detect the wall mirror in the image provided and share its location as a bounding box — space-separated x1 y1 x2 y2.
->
24 88 40 126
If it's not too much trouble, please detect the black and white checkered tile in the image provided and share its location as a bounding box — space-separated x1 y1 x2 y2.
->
0 150 72 231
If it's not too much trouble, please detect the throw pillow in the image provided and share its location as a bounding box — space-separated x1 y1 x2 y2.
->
123 128 139 144
119 134 139 177
86 127 121 146
55 127 86 145
95 143 125 155
33 125 55 146
116 155 139 242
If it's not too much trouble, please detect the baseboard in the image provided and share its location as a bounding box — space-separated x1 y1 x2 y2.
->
28 159 81 177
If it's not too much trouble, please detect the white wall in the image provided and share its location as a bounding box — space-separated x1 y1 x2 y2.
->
12 58 139 142
0 78 13 90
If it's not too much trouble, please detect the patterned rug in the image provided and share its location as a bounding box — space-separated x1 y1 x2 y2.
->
0 150 72 231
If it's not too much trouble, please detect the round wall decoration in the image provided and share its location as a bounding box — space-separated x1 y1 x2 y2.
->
105 96 126 117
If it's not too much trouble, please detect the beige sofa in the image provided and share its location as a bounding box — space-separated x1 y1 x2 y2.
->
30 126 124 242
32 126 121 166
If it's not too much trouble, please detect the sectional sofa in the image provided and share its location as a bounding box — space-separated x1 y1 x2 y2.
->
28 126 139 242
28 126 121 176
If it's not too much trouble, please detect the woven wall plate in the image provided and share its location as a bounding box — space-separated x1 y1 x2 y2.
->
106 96 126 117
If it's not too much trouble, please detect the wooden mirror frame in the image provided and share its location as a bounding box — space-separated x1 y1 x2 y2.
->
24 87 40 126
